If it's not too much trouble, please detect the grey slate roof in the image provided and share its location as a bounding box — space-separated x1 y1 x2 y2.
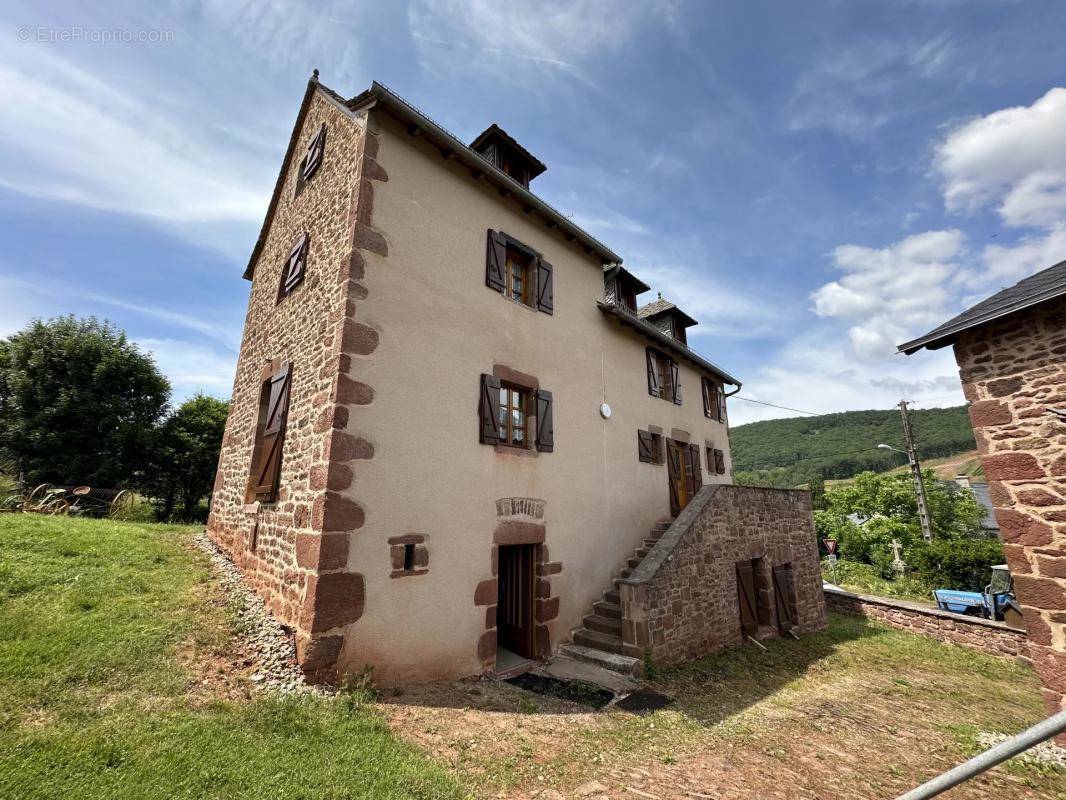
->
970 483 1000 531
637 295 698 328
899 259 1066 354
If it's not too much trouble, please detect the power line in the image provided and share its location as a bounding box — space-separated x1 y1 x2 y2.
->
731 397 821 416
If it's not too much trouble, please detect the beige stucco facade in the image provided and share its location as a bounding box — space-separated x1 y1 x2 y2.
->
208 80 737 684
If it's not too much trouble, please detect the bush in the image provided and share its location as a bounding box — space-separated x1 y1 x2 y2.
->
909 537 1005 592
821 558 934 602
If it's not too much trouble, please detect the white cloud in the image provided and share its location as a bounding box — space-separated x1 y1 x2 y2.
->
136 338 236 402
811 230 966 361
407 0 679 83
980 223 1066 288
937 87 1066 226
0 52 267 225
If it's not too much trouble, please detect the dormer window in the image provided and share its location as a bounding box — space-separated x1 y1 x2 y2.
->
638 294 696 345
469 124 547 190
604 266 650 314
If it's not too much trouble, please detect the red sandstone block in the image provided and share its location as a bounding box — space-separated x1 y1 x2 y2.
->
1023 608 1053 646
1013 575 1066 611
1037 555 1066 579
983 452 1046 481
473 578 497 606
301 571 365 632
969 400 1013 428
1017 488 1065 507
997 508 1054 546
311 491 365 532
477 629 496 661
1030 643 1066 694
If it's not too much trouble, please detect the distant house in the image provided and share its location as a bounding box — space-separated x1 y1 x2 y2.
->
206 75 826 685
900 259 1066 726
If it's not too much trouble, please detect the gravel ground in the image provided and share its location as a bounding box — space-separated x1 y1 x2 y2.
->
194 531 333 697
977 730 1066 769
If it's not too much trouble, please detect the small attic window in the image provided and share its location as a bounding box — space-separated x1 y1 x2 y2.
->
469 124 547 190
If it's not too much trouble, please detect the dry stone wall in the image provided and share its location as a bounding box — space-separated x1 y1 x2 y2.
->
953 295 1066 720
824 587 1028 660
619 484 826 667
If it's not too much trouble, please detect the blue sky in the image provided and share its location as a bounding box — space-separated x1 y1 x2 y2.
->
2 1 1065 424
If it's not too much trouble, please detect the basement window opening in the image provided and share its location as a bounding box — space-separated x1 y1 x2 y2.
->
403 543 415 572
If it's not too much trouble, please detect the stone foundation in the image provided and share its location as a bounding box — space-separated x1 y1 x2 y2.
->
825 587 1029 661
619 484 826 667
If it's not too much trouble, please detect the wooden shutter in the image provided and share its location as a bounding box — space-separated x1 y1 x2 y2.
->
535 389 553 452
736 561 758 637
670 359 682 405
666 442 681 516
717 386 727 423
714 448 725 475
302 123 326 180
772 564 797 633
689 443 702 493
646 348 661 398
702 378 713 419
485 230 507 294
479 374 502 444
535 259 554 314
637 430 655 463
280 233 309 297
252 363 291 500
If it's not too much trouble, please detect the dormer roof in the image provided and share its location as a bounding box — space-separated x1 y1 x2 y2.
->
469 123 547 182
638 295 698 329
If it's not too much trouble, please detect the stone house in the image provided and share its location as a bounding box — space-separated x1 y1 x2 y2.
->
207 74 826 684
900 259 1066 726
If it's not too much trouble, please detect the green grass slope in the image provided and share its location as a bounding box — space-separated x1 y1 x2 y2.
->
0 515 461 800
731 405 976 488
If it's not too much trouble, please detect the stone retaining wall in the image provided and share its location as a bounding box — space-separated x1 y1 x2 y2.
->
619 484 827 667
824 586 1029 661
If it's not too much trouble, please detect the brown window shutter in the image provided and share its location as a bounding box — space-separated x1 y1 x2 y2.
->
485 230 506 294
702 378 712 419
646 348 661 398
714 448 726 475
479 373 502 444
535 259 554 314
717 387 727 423
772 564 797 632
253 362 292 500
736 562 758 636
280 233 309 299
670 359 682 405
535 389 554 452
666 442 681 516
689 443 702 492
302 123 326 180
637 430 654 463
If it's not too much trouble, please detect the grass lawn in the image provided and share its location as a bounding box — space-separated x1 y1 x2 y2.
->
0 514 461 800
1 514 1061 800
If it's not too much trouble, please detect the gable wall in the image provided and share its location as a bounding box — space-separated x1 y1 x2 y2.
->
953 295 1066 726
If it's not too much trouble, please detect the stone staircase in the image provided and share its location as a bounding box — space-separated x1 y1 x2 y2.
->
559 519 672 676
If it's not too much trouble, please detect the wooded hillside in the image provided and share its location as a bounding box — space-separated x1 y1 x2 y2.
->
730 405 976 488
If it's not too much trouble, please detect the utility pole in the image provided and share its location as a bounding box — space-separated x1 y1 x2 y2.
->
899 400 933 542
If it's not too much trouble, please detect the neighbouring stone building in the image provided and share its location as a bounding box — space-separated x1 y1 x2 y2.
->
900 259 1066 728
207 73 826 684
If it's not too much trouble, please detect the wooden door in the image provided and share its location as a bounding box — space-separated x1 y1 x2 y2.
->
497 545 536 659
666 440 691 516
772 564 796 633
736 561 758 637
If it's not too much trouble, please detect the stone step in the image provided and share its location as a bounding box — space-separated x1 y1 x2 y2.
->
558 643 643 678
634 547 649 559
620 567 632 579
593 600 621 619
572 627 624 655
604 588 620 604
583 613 622 635
626 556 641 569
642 538 660 548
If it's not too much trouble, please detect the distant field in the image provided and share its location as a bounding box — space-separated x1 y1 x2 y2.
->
826 450 985 489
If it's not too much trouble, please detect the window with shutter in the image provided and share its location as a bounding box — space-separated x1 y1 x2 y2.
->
714 448 726 475
278 233 309 301
249 362 292 502
670 359 682 405
702 377 721 420
646 349 680 404
637 430 655 463
485 230 552 315
717 386 727 424
535 389 553 452
646 348 661 398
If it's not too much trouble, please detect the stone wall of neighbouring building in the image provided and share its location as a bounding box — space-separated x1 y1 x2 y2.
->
824 587 1029 661
953 294 1066 720
618 484 827 667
